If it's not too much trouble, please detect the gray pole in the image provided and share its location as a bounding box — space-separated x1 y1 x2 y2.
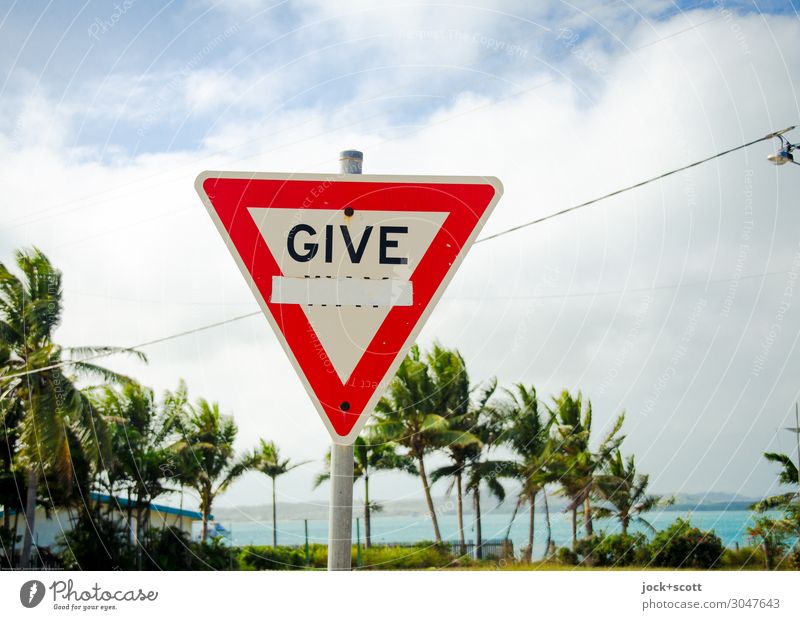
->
326 149 362 571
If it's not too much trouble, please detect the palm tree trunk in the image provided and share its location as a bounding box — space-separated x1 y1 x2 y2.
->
272 476 277 547
417 456 441 543
136 502 144 570
622 515 629 536
584 496 593 538
126 488 133 544
504 495 522 540
456 473 465 554
179 485 184 534
19 466 38 569
364 473 371 549
525 491 536 563
201 491 210 542
571 505 577 551
474 487 482 560
11 510 19 567
543 491 552 560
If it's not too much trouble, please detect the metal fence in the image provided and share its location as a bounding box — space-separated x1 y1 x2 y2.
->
444 539 513 560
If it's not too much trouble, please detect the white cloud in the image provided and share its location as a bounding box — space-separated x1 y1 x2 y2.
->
1 5 799 509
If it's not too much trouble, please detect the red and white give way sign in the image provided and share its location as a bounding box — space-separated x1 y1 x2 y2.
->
195 172 503 443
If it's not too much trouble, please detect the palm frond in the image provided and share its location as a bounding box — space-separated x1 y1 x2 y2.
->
764 452 799 485
66 346 148 364
70 361 135 385
312 472 330 489
751 493 798 511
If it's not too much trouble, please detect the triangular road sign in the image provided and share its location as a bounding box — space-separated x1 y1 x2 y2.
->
195 172 503 443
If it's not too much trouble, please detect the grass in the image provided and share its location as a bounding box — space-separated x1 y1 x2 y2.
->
452 561 768 571
218 541 789 570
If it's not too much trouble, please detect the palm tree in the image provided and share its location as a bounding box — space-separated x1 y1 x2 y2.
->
173 398 250 541
549 390 624 550
502 384 554 562
375 344 477 543
460 389 512 560
463 454 512 559
430 344 473 551
0 409 24 566
0 247 144 568
429 362 485 553
0 346 23 528
752 452 799 511
250 439 308 547
594 451 672 535
314 431 414 548
93 382 178 561
162 380 192 527
751 450 799 566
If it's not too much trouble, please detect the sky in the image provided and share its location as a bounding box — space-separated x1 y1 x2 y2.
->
1 0 800 515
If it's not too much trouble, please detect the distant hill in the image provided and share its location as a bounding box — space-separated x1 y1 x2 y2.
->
213 491 762 522
666 492 759 512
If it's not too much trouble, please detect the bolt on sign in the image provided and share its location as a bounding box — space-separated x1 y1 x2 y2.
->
195 172 503 443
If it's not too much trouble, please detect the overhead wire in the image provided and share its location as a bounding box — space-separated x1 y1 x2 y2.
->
475 126 795 244
4 125 796 381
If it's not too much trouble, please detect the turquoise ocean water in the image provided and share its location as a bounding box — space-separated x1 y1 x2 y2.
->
211 509 773 556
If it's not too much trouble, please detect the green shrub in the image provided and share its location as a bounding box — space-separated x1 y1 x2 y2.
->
60 516 240 571
309 543 329 568
556 546 578 565
645 518 724 568
574 535 601 566
0 525 19 568
143 527 196 570
719 545 767 569
360 543 452 569
747 516 790 570
153 528 235 570
190 536 238 570
238 542 455 570
592 533 647 567
788 547 800 570
239 544 319 570
59 509 135 570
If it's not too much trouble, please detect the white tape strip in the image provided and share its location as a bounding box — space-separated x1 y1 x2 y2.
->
271 276 413 307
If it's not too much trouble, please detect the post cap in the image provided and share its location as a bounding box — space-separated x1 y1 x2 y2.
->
339 150 363 174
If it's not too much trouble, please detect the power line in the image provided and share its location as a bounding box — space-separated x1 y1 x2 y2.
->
7 264 798 382
475 126 796 244
3 126 797 382
2 311 261 382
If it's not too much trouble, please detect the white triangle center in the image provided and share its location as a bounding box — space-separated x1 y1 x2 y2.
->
248 207 448 383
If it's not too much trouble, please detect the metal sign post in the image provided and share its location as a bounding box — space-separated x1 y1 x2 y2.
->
328 441 354 570
326 150 362 571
